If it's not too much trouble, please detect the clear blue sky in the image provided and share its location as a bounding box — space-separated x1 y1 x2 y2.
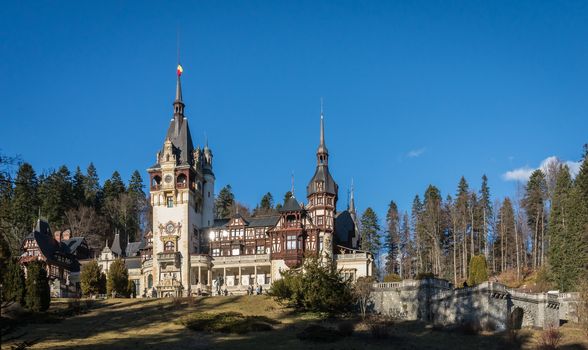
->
1 1 587 222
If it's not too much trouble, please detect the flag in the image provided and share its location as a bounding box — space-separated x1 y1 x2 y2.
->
177 64 183 76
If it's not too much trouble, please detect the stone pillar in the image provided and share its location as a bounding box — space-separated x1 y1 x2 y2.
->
238 266 242 287
254 265 258 285
198 266 201 286
208 269 212 286
223 267 226 286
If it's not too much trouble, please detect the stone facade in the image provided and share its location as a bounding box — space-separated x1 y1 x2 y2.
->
370 279 561 330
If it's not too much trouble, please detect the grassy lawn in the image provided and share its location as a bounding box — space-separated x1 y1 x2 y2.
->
2 296 587 350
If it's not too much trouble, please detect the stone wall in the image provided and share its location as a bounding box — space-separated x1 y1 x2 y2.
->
370 279 560 330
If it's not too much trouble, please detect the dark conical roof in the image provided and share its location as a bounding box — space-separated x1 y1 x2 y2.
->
281 196 302 212
307 165 338 196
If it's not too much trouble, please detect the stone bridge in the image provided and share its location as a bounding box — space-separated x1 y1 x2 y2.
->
370 279 561 330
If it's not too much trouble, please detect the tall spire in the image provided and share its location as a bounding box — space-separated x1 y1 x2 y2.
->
317 98 329 165
349 179 356 213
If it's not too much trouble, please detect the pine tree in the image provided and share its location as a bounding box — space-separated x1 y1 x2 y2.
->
13 163 39 235
496 197 516 272
83 163 101 207
422 185 443 275
128 170 145 198
467 255 488 286
0 172 16 253
102 171 126 201
25 261 51 311
455 177 470 279
106 258 129 297
80 260 103 297
214 185 235 219
38 165 74 228
399 212 412 278
72 166 86 207
548 165 574 291
360 207 381 261
523 169 547 269
384 201 400 275
2 258 25 305
479 175 492 258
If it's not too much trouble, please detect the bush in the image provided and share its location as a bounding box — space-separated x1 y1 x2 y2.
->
269 255 354 313
297 324 341 343
181 312 276 334
467 255 488 286
354 276 375 318
127 280 136 298
415 272 435 280
2 258 25 305
80 260 103 297
106 258 128 297
537 326 562 350
24 261 50 312
383 273 402 282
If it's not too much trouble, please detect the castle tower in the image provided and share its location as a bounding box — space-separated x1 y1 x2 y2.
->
306 105 338 258
147 65 212 296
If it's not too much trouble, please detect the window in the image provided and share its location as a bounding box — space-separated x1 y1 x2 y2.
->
212 249 220 257
231 248 240 256
317 197 323 204
256 246 265 254
317 216 324 225
286 235 297 250
164 241 175 252
167 196 173 208
319 237 324 251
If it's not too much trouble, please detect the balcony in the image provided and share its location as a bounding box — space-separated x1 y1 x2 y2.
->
157 251 180 266
212 254 270 266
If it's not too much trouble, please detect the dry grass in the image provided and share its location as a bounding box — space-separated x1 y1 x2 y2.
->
2 296 588 350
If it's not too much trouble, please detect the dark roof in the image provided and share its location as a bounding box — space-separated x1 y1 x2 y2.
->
62 237 85 254
247 215 280 227
125 241 144 257
210 219 230 228
164 116 195 166
125 257 142 270
334 210 356 248
307 165 338 196
111 233 124 257
280 197 303 212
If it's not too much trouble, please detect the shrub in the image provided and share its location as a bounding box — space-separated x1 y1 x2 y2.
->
297 324 341 343
467 255 488 286
2 258 25 305
537 326 562 350
354 276 375 318
24 261 50 312
181 312 276 334
106 258 128 297
383 273 402 282
269 255 354 313
415 272 435 280
535 266 555 292
80 260 102 297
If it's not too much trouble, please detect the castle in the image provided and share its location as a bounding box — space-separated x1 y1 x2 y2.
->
97 67 374 297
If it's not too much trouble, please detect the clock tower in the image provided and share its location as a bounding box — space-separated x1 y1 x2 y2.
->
147 66 215 297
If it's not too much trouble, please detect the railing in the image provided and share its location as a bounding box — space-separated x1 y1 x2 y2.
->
212 254 270 265
335 252 370 260
157 252 180 265
190 254 211 264
143 259 153 268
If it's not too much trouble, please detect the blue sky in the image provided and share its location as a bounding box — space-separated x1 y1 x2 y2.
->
1 1 587 222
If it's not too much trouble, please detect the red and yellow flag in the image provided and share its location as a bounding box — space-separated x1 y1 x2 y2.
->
177 64 183 76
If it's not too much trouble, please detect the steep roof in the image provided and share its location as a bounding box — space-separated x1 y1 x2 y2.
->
280 197 303 212
125 241 144 257
334 210 356 248
163 116 195 166
307 165 338 196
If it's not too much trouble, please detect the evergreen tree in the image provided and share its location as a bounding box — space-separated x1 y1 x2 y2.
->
548 165 574 291
496 197 516 272
360 207 381 260
38 165 74 228
83 163 101 207
384 201 400 275
0 173 15 252
2 258 25 305
127 170 147 239
128 170 145 198
399 212 412 278
72 166 86 207
214 185 235 219
25 261 51 311
479 175 492 257
455 176 470 279
80 260 103 297
13 163 39 235
260 192 274 211
102 171 126 201
467 255 488 286
106 258 129 297
523 169 548 268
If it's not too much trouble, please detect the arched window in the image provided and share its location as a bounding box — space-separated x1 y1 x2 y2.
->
164 241 175 252
152 176 162 188
148 275 153 289
177 174 187 184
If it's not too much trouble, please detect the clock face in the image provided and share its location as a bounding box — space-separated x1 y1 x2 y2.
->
166 223 175 233
164 175 173 183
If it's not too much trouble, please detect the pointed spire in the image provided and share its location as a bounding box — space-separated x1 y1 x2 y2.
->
175 72 183 102
316 98 329 165
349 178 356 213
291 171 295 197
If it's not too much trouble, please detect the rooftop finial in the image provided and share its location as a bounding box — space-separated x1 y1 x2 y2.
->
291 171 295 197
320 98 325 147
